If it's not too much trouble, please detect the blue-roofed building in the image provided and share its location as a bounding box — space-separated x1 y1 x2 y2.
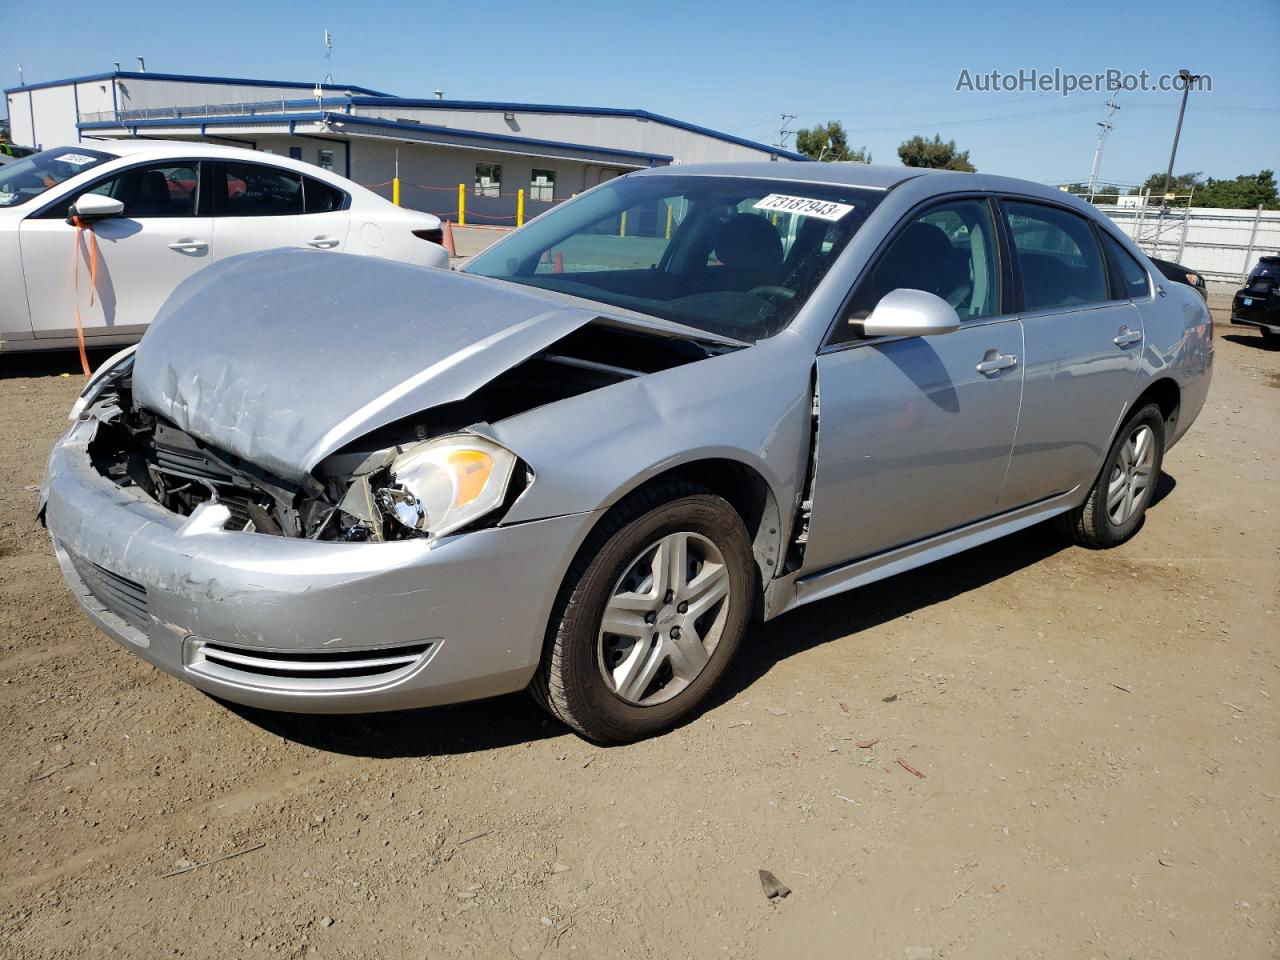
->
5 70 806 222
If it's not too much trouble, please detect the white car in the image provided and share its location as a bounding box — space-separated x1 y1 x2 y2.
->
0 140 448 354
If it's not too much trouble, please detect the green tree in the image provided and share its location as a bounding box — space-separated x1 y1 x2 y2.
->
1131 171 1204 198
1195 170 1278 210
795 121 868 163
1129 169 1278 209
897 134 975 172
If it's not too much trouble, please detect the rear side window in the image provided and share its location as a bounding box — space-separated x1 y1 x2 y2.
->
1099 231 1150 299
1003 201 1108 310
218 162 303 216
303 176 346 213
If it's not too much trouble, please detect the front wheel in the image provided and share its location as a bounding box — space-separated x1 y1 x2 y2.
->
531 481 754 743
1261 327 1280 346
1056 403 1165 548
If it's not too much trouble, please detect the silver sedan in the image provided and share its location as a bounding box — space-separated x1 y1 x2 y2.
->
42 162 1213 742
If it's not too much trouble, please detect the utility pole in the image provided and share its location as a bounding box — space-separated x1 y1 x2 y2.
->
775 114 797 152
323 30 334 85
1086 95 1120 203
1160 68 1201 203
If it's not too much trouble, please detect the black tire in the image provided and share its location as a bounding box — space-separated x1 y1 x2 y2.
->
1261 328 1280 346
1055 403 1165 549
530 480 754 743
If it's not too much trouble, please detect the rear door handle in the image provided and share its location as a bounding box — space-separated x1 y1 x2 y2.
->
307 236 341 249
167 239 207 253
976 353 1018 376
1113 328 1142 347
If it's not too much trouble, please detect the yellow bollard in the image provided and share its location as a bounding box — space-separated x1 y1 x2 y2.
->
665 204 673 239
392 177 401 206
619 210 627 238
458 183 466 226
517 188 525 227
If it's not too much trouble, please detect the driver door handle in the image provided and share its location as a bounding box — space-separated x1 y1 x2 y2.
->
976 353 1018 376
167 239 207 253
307 236 341 249
1113 327 1142 347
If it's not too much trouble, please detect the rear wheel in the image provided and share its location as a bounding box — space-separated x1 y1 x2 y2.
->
1261 327 1280 346
531 481 753 743
1056 403 1165 548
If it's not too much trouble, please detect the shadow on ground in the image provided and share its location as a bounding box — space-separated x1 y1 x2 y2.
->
229 473 1177 758
0 347 121 380
1222 333 1278 352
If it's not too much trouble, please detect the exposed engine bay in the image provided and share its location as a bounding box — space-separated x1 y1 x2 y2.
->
84 322 728 542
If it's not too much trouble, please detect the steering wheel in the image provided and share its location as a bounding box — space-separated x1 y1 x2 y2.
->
747 285 795 304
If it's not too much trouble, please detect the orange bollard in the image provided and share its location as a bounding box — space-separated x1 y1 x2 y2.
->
442 219 457 257
554 251 564 273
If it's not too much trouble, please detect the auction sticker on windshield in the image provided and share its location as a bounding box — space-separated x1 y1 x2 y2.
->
753 194 854 221
57 153 99 167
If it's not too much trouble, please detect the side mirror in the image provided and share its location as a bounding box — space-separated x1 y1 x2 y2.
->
857 288 961 339
67 193 124 224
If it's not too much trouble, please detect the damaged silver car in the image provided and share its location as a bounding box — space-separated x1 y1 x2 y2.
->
42 163 1213 742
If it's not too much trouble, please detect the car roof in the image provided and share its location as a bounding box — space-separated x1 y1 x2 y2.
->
75 138 343 181
634 161 1087 207
634 161 930 190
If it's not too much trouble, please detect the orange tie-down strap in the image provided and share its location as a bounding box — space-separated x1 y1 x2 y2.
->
70 216 98 377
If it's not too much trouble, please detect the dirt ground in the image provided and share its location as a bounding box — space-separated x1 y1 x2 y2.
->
1 313 1276 960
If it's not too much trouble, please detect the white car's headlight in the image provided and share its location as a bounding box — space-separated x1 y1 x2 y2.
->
381 434 519 538
69 345 137 421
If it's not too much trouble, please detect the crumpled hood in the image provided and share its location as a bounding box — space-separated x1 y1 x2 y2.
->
131 249 611 482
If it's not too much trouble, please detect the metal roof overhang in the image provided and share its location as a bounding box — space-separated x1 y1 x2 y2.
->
77 112 672 168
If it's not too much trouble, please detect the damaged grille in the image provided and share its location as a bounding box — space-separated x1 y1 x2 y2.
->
67 551 150 633
186 639 434 686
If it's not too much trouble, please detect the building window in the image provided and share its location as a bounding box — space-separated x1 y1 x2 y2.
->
288 147 302 161
475 163 502 198
318 149 334 172
530 168 555 202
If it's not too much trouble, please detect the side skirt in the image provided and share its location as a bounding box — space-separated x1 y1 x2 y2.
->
767 488 1080 618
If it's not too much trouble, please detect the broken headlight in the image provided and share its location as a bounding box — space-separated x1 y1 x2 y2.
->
379 434 518 538
69 345 137 421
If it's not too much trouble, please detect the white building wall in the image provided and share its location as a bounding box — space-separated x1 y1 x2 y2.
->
4 91 34 146
110 77 341 116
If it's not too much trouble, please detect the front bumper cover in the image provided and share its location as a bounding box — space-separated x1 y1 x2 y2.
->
44 418 597 713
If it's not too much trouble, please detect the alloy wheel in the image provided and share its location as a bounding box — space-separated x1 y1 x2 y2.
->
1107 423 1156 526
597 531 731 706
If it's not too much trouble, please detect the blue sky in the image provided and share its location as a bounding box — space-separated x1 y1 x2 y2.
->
3 0 1277 187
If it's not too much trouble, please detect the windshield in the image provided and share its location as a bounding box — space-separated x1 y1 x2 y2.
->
0 147 116 208
464 174 883 342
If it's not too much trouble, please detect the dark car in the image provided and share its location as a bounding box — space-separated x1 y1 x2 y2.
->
1151 257 1207 300
1231 255 1280 345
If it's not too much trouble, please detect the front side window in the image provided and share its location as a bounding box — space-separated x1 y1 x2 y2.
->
218 162 304 216
0 146 115 208
475 163 502 198
530 168 556 203
1099 231 1150 299
465 175 883 343
838 197 1001 343
1004 201 1108 310
39 161 199 220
